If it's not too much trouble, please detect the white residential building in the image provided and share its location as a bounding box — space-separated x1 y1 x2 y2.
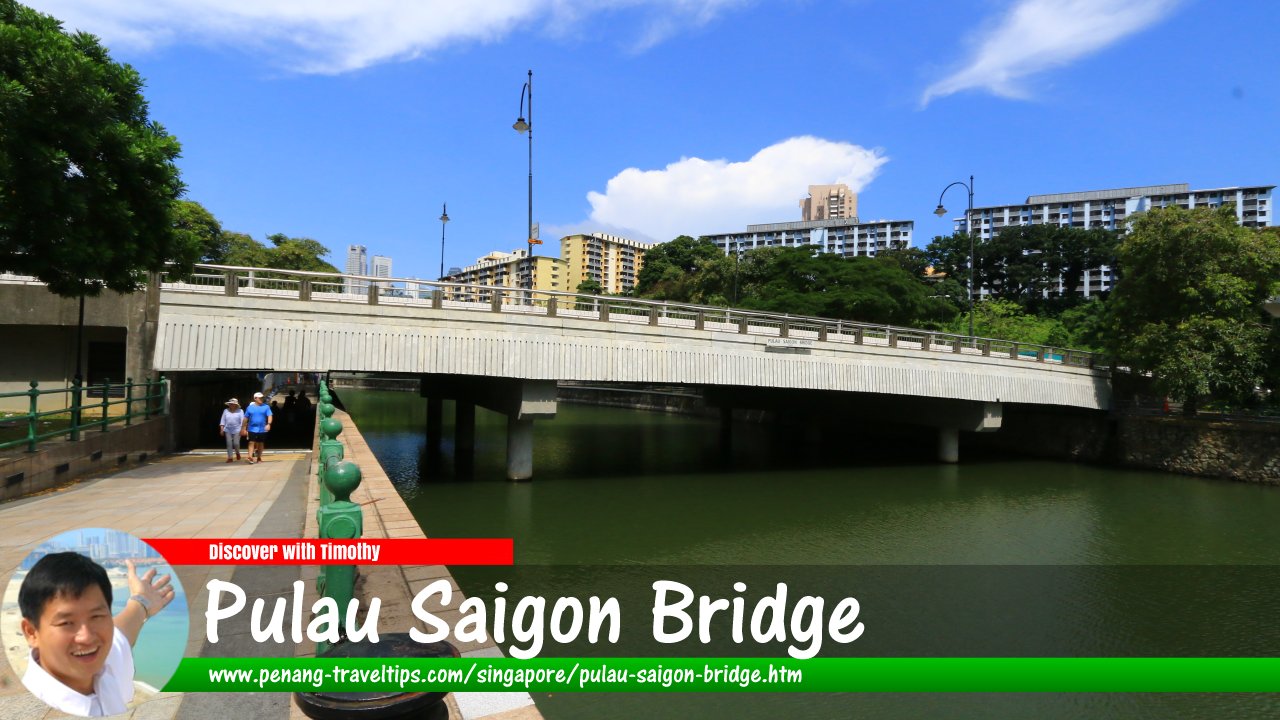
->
953 183 1275 297
704 218 913 258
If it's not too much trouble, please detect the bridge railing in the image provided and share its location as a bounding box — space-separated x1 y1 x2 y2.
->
0 377 168 453
160 264 1102 371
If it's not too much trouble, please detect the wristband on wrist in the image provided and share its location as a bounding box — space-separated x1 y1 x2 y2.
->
130 594 152 620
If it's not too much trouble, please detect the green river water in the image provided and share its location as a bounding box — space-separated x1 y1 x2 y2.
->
343 389 1280 720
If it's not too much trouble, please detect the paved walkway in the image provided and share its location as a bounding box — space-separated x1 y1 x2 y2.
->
0 452 307 720
1 416 544 720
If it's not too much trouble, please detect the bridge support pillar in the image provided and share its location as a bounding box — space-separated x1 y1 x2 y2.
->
455 401 475 475
507 415 534 481
938 427 959 464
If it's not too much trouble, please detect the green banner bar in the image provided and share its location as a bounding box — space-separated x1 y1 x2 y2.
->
165 657 1280 693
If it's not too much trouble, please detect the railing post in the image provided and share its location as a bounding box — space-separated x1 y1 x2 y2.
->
546 296 557 317
125 378 134 426
299 278 312 301
854 327 864 345
100 378 110 432
1037 347 1046 363
70 377 82 442
695 311 705 331
922 334 932 352
224 271 238 296
649 307 660 326
491 289 503 312
432 289 443 309
599 299 610 322
27 381 38 453
818 325 828 342
982 340 992 357
367 284 379 305
780 321 789 338
316 459 363 656
1009 343 1019 359
738 317 748 334
953 337 963 353
888 331 897 348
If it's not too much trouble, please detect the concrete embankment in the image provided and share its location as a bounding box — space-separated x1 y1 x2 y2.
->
311 409 543 720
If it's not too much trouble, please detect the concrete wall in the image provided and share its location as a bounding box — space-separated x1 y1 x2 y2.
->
0 416 169 502
0 281 160 412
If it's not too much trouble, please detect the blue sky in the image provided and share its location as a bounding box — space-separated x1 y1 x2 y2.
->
24 0 1279 280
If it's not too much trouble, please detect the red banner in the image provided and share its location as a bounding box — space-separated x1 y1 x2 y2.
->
143 538 513 565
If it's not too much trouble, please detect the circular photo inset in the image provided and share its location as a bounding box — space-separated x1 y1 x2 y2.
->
3 528 188 717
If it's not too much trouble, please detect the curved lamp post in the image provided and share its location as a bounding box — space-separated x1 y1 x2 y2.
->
513 70 534 264
438 203 449 281
934 175 975 339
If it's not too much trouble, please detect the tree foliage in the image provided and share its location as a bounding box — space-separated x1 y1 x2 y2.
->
173 200 224 263
0 1 193 296
634 235 726 303
1107 206 1280 409
222 231 338 273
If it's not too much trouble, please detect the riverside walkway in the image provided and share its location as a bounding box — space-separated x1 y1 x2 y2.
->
0 427 540 720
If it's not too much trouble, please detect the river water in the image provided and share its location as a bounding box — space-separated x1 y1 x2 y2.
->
343 390 1280 720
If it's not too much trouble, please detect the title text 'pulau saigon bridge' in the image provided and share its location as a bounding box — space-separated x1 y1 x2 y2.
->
150 265 1110 479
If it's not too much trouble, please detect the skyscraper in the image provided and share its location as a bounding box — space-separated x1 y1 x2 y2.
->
345 245 368 295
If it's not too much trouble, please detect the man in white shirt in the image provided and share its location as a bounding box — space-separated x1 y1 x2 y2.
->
19 552 176 717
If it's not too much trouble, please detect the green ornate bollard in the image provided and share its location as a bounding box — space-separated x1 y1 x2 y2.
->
317 459 363 655
124 378 134 426
27 381 39 452
70 377 83 442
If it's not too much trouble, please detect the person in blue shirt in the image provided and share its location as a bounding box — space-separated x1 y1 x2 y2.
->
243 392 273 464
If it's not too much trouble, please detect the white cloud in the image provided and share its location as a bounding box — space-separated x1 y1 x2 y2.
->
24 0 748 73
582 136 888 243
921 0 1179 105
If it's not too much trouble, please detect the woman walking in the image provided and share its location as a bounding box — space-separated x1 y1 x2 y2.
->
219 398 246 462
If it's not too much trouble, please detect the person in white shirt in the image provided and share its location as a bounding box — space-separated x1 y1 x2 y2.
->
19 552 176 717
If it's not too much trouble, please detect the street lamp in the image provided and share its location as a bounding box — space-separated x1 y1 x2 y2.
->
513 69 535 267
438 203 449 281
934 175 976 339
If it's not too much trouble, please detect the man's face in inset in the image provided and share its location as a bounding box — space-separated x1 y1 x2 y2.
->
20 585 114 695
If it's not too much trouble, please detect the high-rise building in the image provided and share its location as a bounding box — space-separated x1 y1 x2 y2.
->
799 184 857 221
444 249 565 298
345 245 368 295
560 233 654 295
371 255 392 293
954 183 1275 297
704 218 912 258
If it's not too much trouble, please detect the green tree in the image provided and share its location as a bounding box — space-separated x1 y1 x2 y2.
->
634 235 724 301
263 233 338 273
736 247 955 326
950 299 1066 346
1108 206 1280 411
0 1 193 296
221 231 270 267
173 200 224 263
576 279 602 295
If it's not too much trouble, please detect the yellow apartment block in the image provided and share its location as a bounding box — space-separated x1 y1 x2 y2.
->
560 233 654 295
444 249 565 297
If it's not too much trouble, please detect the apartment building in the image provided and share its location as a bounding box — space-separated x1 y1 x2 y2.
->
799 184 857 221
954 183 1275 296
560 233 654 295
444 249 564 297
704 218 913 258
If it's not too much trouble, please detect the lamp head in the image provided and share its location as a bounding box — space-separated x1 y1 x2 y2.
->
933 204 947 218
440 212 449 223
513 117 529 134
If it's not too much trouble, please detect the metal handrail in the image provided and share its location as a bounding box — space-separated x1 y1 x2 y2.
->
158 263 1104 370
0 377 168 453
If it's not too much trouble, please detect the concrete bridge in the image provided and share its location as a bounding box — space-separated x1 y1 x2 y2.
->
152 265 1110 478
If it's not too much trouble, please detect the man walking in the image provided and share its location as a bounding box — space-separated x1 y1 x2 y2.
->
244 392 273 464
